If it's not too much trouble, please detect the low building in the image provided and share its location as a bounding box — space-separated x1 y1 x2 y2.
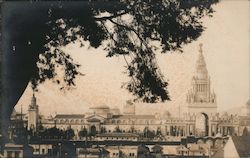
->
105 146 137 158
76 147 109 158
187 143 209 156
176 145 189 156
96 133 139 141
3 143 24 158
222 128 250 158
29 143 53 156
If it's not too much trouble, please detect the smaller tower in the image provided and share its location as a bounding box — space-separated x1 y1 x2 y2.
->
28 93 39 131
123 100 135 115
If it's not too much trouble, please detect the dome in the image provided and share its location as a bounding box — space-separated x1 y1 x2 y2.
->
246 99 250 107
89 104 110 118
246 99 250 116
90 104 110 109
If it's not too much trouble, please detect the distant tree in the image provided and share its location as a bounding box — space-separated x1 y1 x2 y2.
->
13 125 29 144
78 126 88 138
37 122 44 132
148 130 156 139
65 127 75 140
40 127 64 139
143 127 155 139
143 127 149 138
114 126 122 133
156 127 162 136
129 126 135 133
137 144 150 158
2 0 219 139
152 145 164 158
100 126 107 134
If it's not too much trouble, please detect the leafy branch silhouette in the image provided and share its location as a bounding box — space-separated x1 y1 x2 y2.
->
23 0 218 103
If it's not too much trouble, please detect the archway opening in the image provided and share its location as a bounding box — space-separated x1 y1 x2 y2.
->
90 125 97 136
195 113 209 136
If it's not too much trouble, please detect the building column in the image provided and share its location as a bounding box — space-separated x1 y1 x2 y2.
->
170 126 173 136
167 125 171 136
190 125 194 135
208 122 211 136
187 125 189 136
211 124 215 136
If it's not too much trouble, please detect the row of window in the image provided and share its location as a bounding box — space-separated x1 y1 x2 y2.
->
98 137 137 140
111 119 156 124
112 152 135 157
56 119 85 124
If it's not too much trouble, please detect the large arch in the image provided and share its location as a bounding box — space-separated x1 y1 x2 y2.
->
195 113 209 136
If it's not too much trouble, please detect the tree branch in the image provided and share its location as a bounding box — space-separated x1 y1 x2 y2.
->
94 11 128 21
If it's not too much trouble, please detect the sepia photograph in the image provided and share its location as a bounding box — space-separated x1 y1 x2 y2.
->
0 0 250 158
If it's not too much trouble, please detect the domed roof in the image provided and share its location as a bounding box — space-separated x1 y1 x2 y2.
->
90 104 110 109
246 99 250 107
111 106 119 110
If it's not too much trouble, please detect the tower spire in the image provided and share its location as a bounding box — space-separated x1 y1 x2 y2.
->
196 43 208 80
199 43 203 53
187 43 217 115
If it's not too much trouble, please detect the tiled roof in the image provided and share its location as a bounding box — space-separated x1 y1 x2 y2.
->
176 145 189 151
188 144 207 152
212 148 224 158
87 118 101 122
77 148 100 155
112 115 155 119
86 114 105 119
231 135 250 157
54 114 85 119
90 105 110 109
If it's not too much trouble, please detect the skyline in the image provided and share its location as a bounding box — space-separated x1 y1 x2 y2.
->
15 0 250 116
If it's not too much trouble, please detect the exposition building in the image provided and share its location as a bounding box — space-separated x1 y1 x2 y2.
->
24 44 250 138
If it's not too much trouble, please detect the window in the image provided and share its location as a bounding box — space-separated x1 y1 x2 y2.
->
7 151 12 158
42 149 45 154
48 149 52 156
14 151 20 158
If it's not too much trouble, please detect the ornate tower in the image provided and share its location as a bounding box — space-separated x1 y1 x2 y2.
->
28 93 39 131
186 44 217 115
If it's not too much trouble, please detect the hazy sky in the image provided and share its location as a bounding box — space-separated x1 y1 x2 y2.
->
15 0 250 116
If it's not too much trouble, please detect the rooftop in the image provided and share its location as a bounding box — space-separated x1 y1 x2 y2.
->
112 115 155 119
54 114 85 119
231 134 250 157
96 132 139 137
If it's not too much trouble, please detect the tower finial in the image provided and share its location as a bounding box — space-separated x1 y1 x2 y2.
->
199 43 203 53
32 89 35 97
